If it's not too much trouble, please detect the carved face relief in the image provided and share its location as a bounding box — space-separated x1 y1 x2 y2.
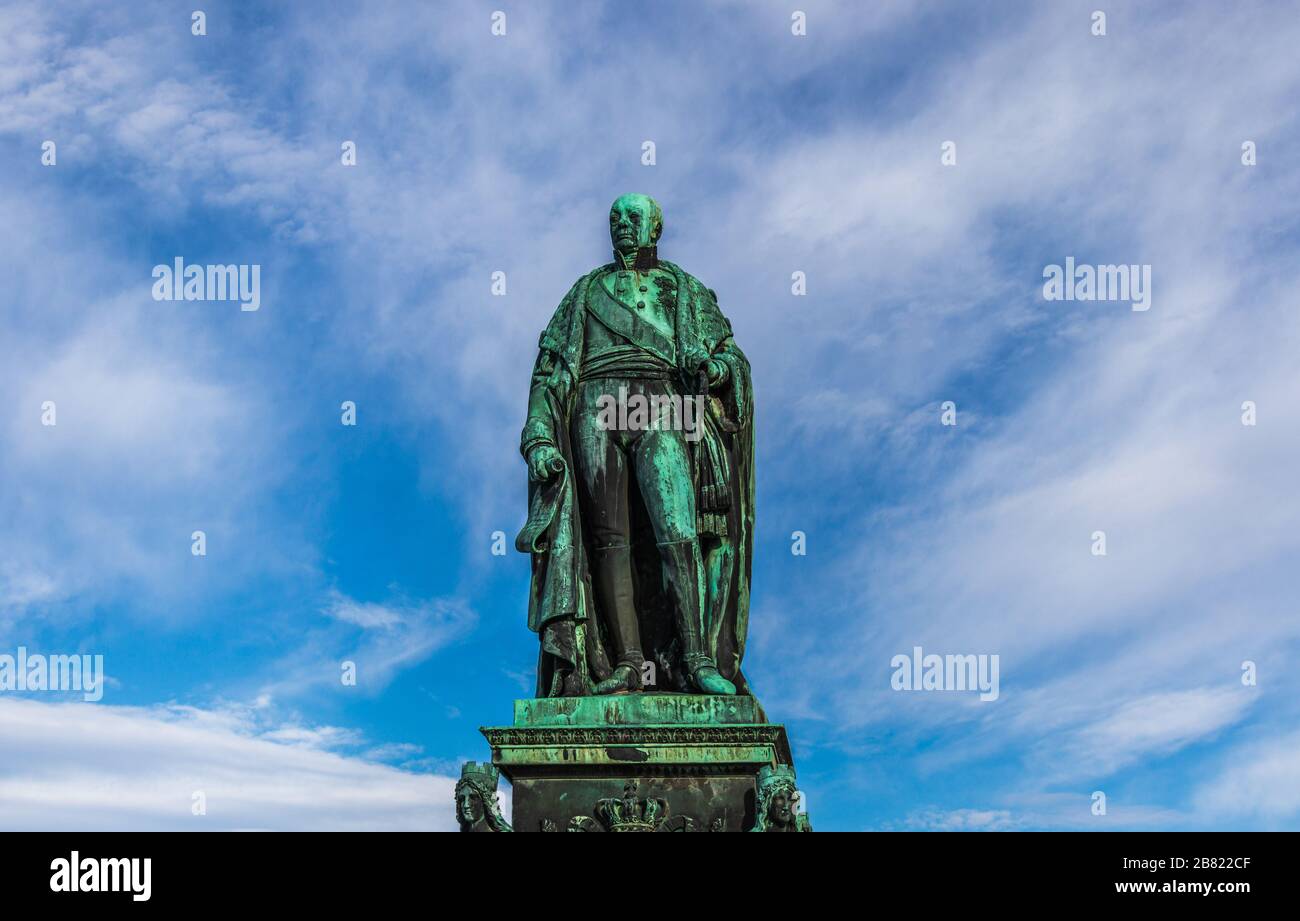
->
609 193 662 256
769 791 794 827
457 788 485 825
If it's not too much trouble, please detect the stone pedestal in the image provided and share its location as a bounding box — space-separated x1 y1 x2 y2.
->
478 694 800 832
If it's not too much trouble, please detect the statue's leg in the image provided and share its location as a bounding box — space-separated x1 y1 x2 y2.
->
633 420 736 696
589 544 643 694
702 536 733 654
572 381 644 695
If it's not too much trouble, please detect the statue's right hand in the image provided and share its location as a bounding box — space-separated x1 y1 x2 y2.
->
527 444 565 482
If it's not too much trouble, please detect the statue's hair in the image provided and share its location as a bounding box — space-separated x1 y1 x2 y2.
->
455 776 513 833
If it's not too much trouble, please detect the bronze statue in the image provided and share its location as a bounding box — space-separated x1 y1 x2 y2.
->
517 194 756 698
464 195 809 833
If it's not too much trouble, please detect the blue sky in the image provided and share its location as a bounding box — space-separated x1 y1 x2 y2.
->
2 0 1299 831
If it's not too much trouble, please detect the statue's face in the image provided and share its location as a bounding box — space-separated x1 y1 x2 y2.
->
457 788 484 824
609 193 661 256
769 790 794 826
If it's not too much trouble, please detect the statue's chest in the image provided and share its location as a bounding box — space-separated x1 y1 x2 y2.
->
600 268 676 339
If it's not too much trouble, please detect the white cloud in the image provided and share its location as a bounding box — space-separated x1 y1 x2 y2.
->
1195 731 1300 824
363 742 424 763
254 592 478 701
1049 688 1255 780
896 793 1186 832
327 593 405 630
0 698 458 831
903 808 1018 831
0 288 289 624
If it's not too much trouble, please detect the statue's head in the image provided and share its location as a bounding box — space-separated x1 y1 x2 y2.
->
609 193 663 258
753 764 800 832
456 762 510 832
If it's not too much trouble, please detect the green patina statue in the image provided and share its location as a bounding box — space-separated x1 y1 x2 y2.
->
517 193 756 699
468 203 806 831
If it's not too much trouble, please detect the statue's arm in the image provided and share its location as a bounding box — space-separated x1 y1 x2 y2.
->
696 284 748 390
520 284 580 476
520 345 571 457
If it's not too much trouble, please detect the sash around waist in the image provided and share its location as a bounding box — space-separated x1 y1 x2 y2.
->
580 345 674 381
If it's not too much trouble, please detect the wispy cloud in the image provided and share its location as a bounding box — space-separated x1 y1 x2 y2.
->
255 591 478 701
1194 731 1300 826
0 698 457 831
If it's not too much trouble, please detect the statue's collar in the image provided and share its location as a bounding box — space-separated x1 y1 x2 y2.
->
614 245 658 271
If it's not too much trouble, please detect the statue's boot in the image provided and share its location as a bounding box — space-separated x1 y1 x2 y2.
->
659 538 736 696
591 544 644 695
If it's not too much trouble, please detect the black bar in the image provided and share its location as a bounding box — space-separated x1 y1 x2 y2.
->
0 830 1283 906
